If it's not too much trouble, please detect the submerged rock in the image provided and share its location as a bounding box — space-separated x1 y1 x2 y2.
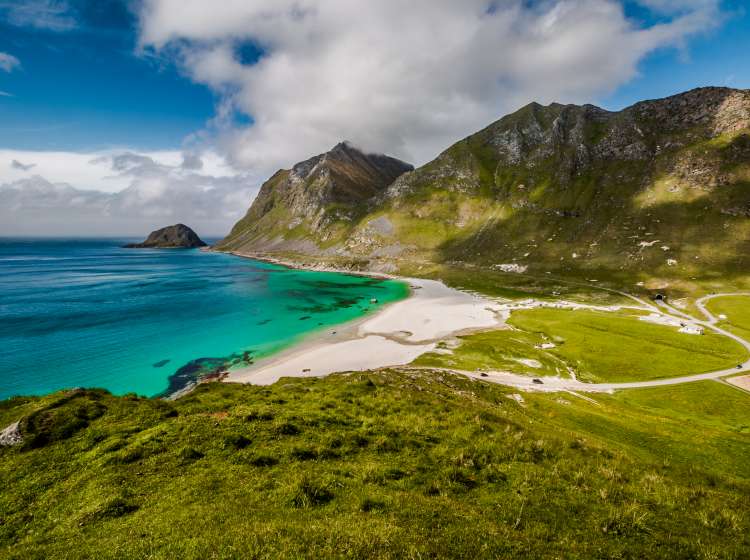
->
124 224 206 249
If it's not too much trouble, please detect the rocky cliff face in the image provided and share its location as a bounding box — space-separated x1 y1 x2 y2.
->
125 224 207 248
386 87 750 200
217 142 413 253
221 88 750 282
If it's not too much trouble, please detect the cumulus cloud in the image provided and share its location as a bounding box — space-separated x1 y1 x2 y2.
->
0 0 78 32
137 0 723 170
0 52 21 72
11 159 36 171
1 148 239 192
181 152 203 170
0 151 259 237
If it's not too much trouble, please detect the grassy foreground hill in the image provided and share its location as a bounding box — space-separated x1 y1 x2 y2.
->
219 87 750 290
1 370 749 559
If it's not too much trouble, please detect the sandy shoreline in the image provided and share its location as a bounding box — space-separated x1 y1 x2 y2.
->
208 251 750 394
225 274 507 386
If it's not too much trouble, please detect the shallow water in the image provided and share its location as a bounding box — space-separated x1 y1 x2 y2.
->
0 239 408 399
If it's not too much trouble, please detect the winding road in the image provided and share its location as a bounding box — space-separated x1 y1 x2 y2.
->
426 292 750 394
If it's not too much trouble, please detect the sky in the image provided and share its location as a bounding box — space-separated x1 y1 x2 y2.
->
0 0 748 237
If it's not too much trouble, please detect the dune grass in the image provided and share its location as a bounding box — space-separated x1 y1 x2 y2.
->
1 371 749 559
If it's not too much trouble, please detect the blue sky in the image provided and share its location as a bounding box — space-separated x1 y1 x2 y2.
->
605 0 750 108
0 0 747 153
0 0 215 150
0 0 747 236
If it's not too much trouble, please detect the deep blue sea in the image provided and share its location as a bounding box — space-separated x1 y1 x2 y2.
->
0 239 408 400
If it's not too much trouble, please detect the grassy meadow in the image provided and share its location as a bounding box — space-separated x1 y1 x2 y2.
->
1 370 749 559
707 295 750 340
414 308 748 383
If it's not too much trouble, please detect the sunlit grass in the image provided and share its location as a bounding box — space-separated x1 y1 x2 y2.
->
1 371 749 558
413 308 748 383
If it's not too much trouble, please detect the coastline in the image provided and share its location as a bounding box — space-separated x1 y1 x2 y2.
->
163 250 414 399
217 248 400 280
220 252 508 385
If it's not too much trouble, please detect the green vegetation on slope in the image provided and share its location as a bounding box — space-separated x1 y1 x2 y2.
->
1 371 749 559
533 381 750 480
415 309 748 383
221 89 750 292
707 295 750 340
413 328 568 377
406 262 635 305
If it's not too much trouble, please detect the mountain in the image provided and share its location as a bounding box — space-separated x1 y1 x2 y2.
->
221 88 750 280
125 224 207 248
217 142 413 254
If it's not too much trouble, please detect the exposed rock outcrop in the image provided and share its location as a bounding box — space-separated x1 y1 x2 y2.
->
0 421 22 446
125 224 207 249
217 142 413 253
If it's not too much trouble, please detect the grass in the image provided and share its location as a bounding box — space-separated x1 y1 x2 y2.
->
1 371 749 559
527 381 750 479
413 328 569 377
400 262 636 305
414 308 747 383
510 309 748 382
706 295 750 340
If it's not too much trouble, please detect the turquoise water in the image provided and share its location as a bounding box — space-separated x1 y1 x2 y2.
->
0 239 408 399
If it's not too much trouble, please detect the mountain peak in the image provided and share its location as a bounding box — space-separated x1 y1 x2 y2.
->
218 142 412 252
330 140 357 153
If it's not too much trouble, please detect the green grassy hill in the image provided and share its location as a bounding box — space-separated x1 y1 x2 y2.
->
1 370 749 558
220 87 750 290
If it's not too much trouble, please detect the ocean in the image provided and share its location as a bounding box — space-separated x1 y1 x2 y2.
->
0 238 408 400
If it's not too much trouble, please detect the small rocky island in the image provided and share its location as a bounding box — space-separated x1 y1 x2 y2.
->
124 224 207 248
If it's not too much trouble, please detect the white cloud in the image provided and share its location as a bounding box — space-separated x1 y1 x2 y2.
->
0 0 77 32
0 52 21 72
0 150 258 237
0 149 238 193
137 0 723 171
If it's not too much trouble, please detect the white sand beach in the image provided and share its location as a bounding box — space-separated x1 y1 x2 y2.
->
225 278 507 385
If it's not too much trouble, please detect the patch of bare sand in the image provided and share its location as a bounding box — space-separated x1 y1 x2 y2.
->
726 374 750 392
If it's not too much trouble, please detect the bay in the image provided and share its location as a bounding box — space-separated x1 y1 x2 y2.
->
0 238 408 399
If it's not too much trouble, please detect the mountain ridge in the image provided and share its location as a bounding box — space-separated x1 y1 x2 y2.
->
219 87 750 284
218 142 413 253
